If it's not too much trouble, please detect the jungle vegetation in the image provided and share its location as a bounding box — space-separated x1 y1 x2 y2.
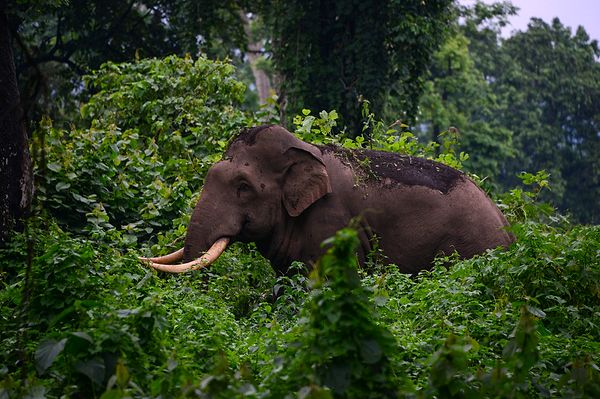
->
1 0 599 397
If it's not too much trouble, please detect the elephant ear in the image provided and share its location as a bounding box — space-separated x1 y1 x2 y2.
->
282 147 332 217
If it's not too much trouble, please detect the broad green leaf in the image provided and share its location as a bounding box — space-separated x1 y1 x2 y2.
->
47 163 62 172
75 358 106 386
526 304 546 318
55 182 71 191
35 338 67 375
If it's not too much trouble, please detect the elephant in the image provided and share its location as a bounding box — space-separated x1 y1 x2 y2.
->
141 125 513 275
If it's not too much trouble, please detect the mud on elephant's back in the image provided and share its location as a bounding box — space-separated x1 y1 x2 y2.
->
321 144 465 194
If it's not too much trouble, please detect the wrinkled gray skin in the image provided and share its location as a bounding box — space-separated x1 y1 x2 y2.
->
184 125 513 275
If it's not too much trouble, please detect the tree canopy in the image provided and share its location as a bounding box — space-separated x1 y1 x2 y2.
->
416 4 600 223
495 18 600 223
261 0 455 131
9 0 251 122
4 1 600 221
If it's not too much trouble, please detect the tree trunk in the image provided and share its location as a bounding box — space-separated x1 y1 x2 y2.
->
239 12 272 105
0 1 33 243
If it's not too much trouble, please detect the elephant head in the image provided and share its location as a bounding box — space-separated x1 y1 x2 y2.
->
141 125 332 273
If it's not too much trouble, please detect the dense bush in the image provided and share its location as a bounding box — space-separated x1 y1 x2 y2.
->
36 55 255 246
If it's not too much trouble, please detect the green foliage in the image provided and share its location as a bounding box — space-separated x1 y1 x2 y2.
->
2 210 599 398
414 3 600 223
374 220 600 398
292 103 468 170
495 18 600 223
476 222 600 339
10 0 252 122
0 218 276 398
14 0 600 224
36 55 253 244
261 0 454 131
454 9 600 223
269 228 399 398
498 170 554 224
416 32 514 179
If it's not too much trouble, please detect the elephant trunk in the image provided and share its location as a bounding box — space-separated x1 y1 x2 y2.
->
182 197 215 262
139 192 232 273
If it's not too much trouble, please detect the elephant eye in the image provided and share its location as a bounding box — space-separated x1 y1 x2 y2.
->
237 182 251 197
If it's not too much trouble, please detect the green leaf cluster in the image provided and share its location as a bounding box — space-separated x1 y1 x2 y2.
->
292 103 468 170
35 55 252 245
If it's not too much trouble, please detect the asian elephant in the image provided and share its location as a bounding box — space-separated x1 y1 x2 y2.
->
141 125 513 275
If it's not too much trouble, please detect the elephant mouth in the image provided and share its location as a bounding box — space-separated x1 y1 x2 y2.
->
139 237 230 273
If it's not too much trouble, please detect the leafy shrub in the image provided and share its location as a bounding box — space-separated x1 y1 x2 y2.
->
292 101 469 171
0 218 276 398
371 217 600 397
265 228 400 398
36 55 255 245
475 222 600 338
2 217 599 398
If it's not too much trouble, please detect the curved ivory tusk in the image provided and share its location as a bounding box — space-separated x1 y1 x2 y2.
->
141 237 230 273
139 247 184 264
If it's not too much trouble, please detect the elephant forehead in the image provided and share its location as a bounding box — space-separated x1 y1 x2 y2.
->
208 159 266 182
227 126 304 155
225 125 326 173
228 136 281 156
225 144 289 172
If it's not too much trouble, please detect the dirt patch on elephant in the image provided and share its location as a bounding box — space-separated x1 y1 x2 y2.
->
321 145 465 194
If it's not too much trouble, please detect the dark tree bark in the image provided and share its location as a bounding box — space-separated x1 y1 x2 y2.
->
0 0 33 243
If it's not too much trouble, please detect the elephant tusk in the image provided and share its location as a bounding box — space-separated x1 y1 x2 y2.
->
139 247 184 264
140 237 230 273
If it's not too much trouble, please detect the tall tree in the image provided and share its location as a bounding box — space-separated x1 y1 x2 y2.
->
417 32 514 179
239 11 272 105
422 3 600 223
459 0 516 79
497 18 600 223
261 0 454 133
417 1 517 180
0 0 33 242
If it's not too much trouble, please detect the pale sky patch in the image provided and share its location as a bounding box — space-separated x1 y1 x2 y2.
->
460 0 600 42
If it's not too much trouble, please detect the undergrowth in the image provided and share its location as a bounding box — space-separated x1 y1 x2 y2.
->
1 213 599 398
